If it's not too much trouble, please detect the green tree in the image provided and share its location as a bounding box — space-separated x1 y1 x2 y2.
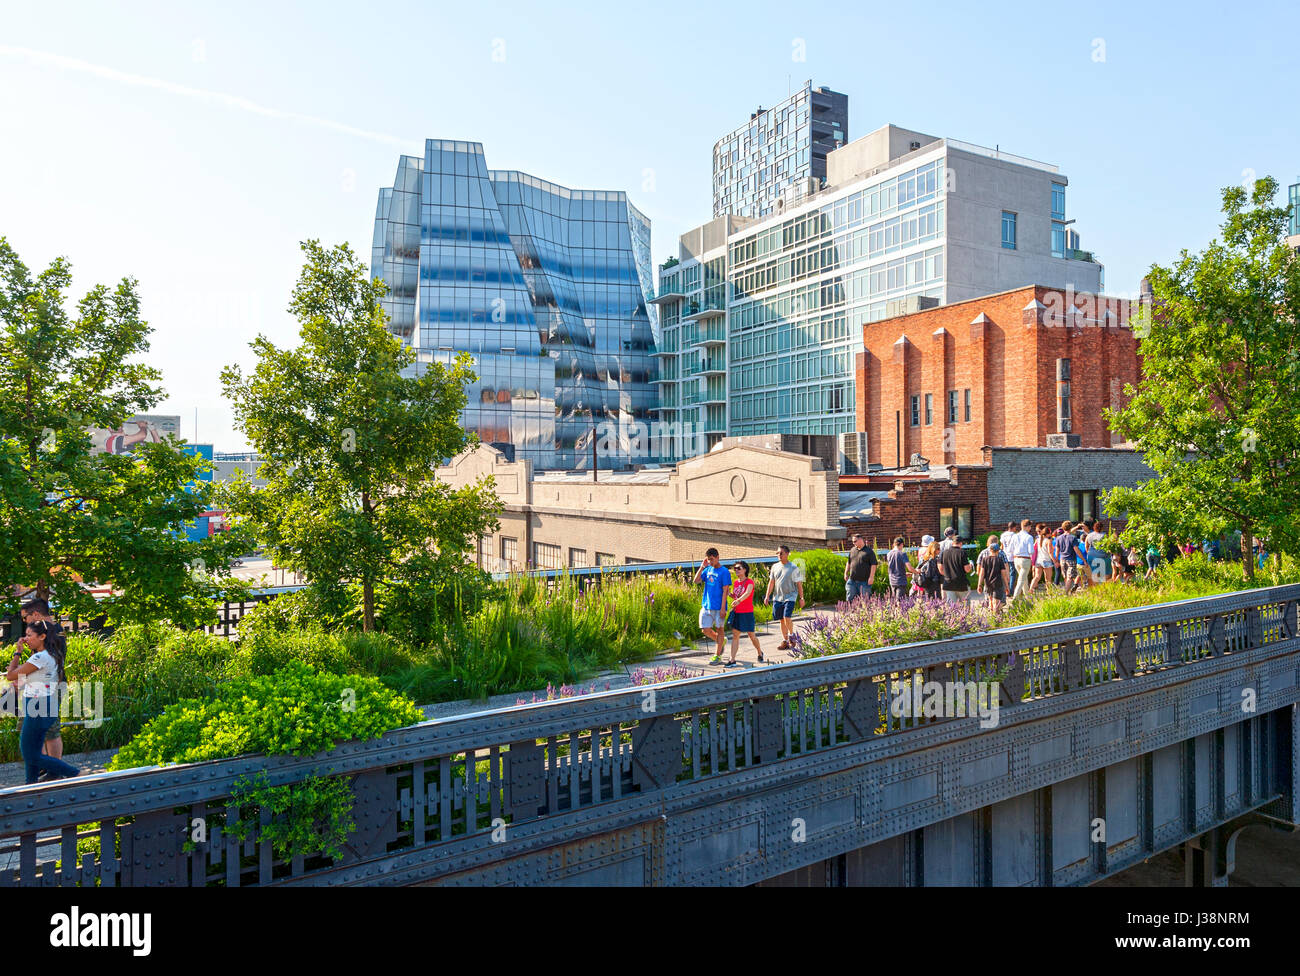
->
0 237 249 625
1107 177 1300 580
220 240 500 631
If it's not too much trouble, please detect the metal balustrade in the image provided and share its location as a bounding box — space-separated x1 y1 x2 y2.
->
0 584 1297 886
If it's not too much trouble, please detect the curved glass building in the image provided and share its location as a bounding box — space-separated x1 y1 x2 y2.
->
372 140 658 469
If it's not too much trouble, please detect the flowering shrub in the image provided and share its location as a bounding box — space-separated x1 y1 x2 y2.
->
790 595 995 659
629 664 701 685
515 681 610 705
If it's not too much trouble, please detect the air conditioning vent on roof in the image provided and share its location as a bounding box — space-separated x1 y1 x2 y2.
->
839 432 868 475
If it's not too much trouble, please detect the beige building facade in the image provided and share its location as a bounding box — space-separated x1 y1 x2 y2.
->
437 444 846 571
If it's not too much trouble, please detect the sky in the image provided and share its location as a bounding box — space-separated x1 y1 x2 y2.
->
1 0 1296 450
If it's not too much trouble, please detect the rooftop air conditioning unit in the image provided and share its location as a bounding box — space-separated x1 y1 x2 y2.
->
839 432 868 475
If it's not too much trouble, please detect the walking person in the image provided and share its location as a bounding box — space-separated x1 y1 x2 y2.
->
977 535 1010 612
1084 522 1108 583
18 598 65 761
722 562 763 666
1010 518 1036 602
764 545 806 651
915 539 943 601
1032 524 1056 593
999 522 1018 592
939 535 974 603
843 534 877 603
7 621 79 784
693 548 731 665
886 537 911 603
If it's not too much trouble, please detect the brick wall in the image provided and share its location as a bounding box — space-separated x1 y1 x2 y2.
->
855 284 1140 466
983 446 1154 527
841 466 990 547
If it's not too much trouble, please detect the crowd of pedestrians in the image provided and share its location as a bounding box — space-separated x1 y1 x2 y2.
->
691 519 1241 667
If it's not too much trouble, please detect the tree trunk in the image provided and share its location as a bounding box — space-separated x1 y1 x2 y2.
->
361 490 375 632
362 578 375 632
1241 524 1255 583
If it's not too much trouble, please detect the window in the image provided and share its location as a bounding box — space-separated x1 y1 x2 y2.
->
500 536 518 569
533 542 562 570
1051 182 1066 221
1052 221 1067 258
568 547 587 568
1069 490 1098 524
947 390 959 425
924 393 933 426
938 506 974 541
1057 358 1072 431
910 395 920 427
1001 211 1017 250
963 388 972 423
596 552 616 567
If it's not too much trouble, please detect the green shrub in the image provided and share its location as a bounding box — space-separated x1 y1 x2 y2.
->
790 548 848 603
108 663 423 769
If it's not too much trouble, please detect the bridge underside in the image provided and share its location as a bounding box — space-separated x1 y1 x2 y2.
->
419 705 1297 887
758 712 1292 887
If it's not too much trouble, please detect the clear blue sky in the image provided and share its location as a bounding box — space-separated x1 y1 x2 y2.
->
2 0 1296 450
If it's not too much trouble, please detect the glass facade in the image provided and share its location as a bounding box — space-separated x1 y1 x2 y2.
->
1290 183 1300 238
372 140 657 469
712 82 847 219
726 155 947 437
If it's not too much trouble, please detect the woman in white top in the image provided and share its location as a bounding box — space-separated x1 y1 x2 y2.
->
1033 525 1057 593
6 621 79 784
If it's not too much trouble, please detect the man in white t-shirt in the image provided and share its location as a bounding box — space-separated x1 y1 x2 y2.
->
1010 518 1037 602
764 545 806 651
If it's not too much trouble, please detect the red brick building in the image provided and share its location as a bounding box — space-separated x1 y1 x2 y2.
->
838 466 990 547
854 285 1140 468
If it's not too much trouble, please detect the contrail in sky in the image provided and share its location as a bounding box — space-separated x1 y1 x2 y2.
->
0 45 412 149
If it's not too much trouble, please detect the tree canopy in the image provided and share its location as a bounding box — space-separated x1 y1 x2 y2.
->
1107 177 1300 578
0 236 248 625
219 240 500 631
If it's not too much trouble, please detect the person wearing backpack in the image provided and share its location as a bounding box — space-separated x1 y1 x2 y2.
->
916 539 943 600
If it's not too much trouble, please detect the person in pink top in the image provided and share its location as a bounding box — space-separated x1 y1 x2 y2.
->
722 561 763 667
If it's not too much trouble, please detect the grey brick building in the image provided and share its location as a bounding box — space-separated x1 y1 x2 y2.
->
983 446 1154 526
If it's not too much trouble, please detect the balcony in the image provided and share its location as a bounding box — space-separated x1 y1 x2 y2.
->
648 286 686 306
699 359 726 376
692 324 727 348
682 303 726 322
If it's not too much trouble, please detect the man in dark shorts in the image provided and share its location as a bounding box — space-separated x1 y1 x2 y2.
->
764 545 805 651
939 537 974 603
886 537 911 602
977 536 1010 611
19 599 64 761
843 534 877 602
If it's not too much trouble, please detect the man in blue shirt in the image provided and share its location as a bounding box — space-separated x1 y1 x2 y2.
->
693 547 731 664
